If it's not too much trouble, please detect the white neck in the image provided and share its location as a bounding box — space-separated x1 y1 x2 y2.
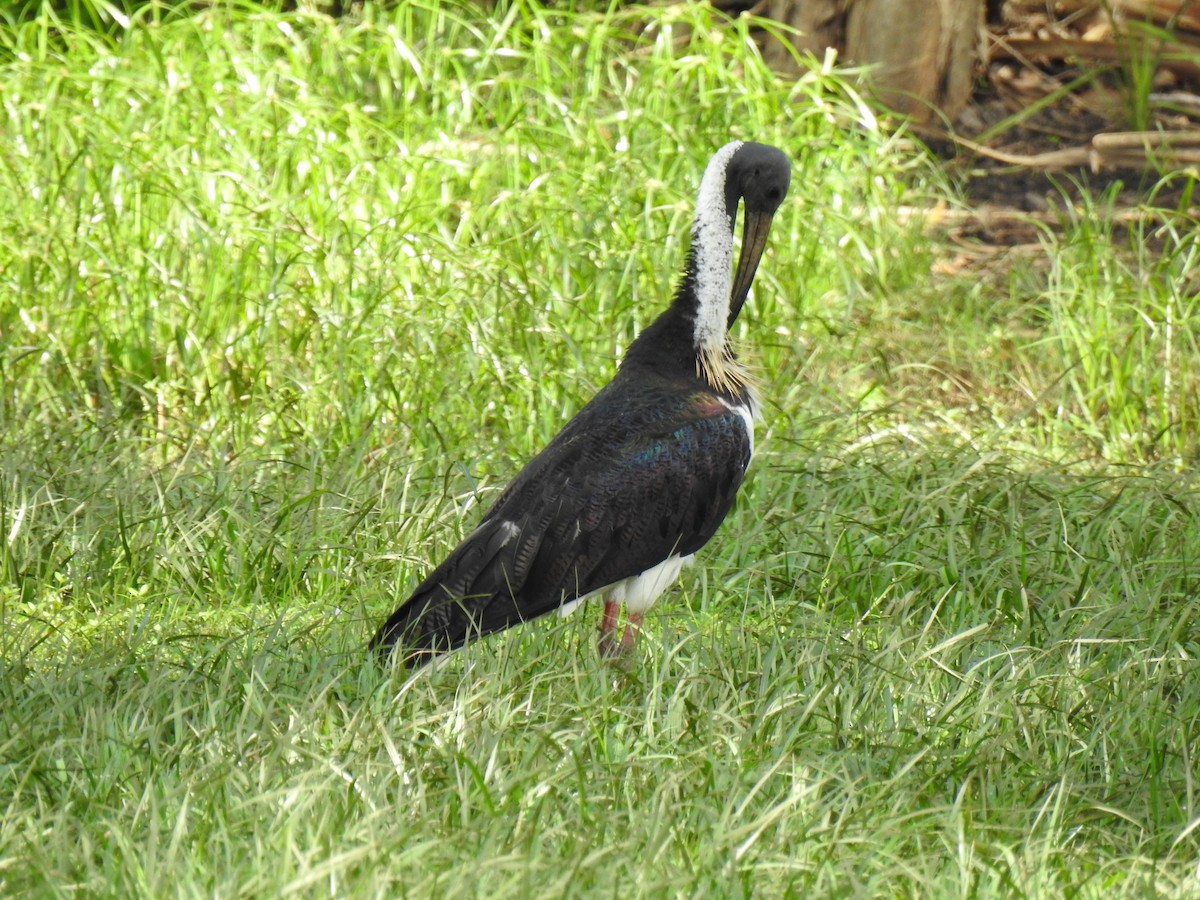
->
690 140 743 356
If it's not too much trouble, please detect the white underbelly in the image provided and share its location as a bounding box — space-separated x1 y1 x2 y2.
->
558 553 694 617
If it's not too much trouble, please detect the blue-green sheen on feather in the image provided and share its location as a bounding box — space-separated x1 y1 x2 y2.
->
628 413 740 466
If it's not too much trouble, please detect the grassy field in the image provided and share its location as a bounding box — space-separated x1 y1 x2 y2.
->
2 0 1199 895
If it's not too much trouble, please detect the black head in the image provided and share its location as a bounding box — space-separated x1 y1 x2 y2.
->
723 142 792 230
724 143 791 326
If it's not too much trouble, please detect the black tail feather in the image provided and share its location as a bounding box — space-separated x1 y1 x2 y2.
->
368 517 528 667
368 588 485 668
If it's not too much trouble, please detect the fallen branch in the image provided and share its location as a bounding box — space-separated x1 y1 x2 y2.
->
933 130 1200 171
989 36 1200 82
1113 0 1200 34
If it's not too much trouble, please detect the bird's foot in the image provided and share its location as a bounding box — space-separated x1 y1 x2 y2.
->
597 612 642 669
597 599 623 659
597 631 626 661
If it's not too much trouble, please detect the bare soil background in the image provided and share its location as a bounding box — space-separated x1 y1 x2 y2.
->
948 1 1199 216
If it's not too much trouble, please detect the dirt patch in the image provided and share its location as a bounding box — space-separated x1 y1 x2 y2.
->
944 1 1200 217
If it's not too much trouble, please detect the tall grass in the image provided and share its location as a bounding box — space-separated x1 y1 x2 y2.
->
1 1 1198 895
1017 178 1200 462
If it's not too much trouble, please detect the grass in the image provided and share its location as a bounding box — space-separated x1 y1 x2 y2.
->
2 0 1199 895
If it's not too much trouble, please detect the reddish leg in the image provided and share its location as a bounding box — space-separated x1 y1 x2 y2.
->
597 599 622 658
598 605 643 668
621 612 644 653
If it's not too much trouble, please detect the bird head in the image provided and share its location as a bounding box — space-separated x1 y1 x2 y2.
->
723 142 791 328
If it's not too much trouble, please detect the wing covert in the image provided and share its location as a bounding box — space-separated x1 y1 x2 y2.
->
486 396 753 623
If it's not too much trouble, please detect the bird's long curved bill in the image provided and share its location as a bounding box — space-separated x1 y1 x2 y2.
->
728 208 776 327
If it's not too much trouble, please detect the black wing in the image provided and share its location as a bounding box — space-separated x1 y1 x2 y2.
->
369 376 751 665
